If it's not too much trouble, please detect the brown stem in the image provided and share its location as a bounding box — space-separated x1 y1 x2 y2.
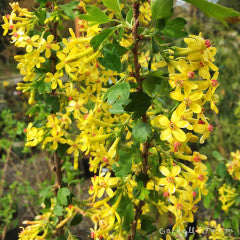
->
128 200 145 240
132 1 141 88
53 152 64 236
53 152 62 194
128 1 150 240
49 10 64 235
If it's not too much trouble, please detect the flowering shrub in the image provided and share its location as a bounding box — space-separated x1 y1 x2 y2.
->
2 0 240 239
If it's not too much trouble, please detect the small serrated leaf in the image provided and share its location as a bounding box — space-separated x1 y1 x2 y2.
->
151 0 173 20
57 188 70 206
90 27 117 50
132 122 152 143
79 5 110 24
102 0 121 13
124 92 152 119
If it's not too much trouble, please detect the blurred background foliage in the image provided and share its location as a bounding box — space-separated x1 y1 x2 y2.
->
1 0 240 239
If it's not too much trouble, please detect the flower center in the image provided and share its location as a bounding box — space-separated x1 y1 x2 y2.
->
174 79 183 87
205 39 212 48
13 32 19 37
167 176 174 183
211 79 218 87
102 157 108 163
198 174 205 181
169 122 176 130
198 120 205 124
176 203 183 210
163 192 170 198
194 155 201 162
184 97 191 106
188 71 195 79
174 142 181 152
207 124 214 132
46 42 52 49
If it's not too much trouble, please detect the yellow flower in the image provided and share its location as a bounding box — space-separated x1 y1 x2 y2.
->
44 72 63 90
42 126 66 150
40 35 60 58
157 111 189 142
158 165 185 194
171 88 203 114
16 35 40 52
67 136 83 169
193 122 214 144
89 172 119 201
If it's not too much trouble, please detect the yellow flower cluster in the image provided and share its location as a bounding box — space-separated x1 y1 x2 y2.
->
226 150 240 180
197 220 230 240
2 1 222 239
19 201 75 240
218 184 237 212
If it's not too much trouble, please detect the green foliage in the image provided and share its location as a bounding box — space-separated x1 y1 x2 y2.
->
184 0 240 25
151 0 173 20
102 0 121 13
112 150 132 177
124 92 152 119
142 71 167 97
79 5 110 24
90 27 117 50
132 122 152 143
104 82 130 105
160 17 188 38
60 1 80 20
57 188 70 206
117 195 134 232
98 45 122 72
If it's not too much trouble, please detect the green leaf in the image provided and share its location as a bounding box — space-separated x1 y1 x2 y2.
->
45 96 60 113
57 188 70 206
216 162 227 178
183 0 240 26
138 188 150 201
140 215 157 234
203 194 213 209
124 92 152 119
104 82 130 104
79 5 110 24
98 46 122 72
132 122 152 143
161 17 188 38
104 43 128 56
102 0 121 13
126 9 133 26
70 213 83 226
151 0 173 20
54 204 64 216
212 150 224 161
223 218 231 228
109 100 128 114
35 9 47 25
90 27 117 50
142 71 166 97
39 185 53 201
112 151 132 178
232 217 239 233
36 79 51 94
60 1 80 20
117 195 134 232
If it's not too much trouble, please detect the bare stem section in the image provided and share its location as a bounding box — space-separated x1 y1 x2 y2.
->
129 1 150 239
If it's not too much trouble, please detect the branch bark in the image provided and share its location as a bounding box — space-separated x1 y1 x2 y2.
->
128 1 150 239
